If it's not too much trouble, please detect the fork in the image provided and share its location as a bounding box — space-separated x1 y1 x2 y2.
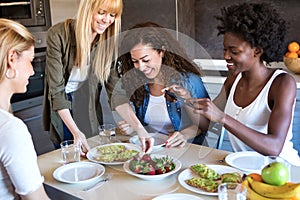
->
83 173 113 191
165 90 194 108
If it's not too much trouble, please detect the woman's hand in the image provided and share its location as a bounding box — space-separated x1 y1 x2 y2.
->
117 120 135 135
57 109 90 156
73 131 90 157
162 85 191 100
165 131 187 148
139 136 154 153
188 98 226 124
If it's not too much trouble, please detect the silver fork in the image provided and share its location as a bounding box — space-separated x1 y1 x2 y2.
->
83 173 113 191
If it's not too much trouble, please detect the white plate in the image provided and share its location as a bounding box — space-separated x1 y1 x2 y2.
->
178 165 243 196
53 162 105 184
86 143 142 165
129 133 168 151
123 154 182 181
225 151 265 173
152 193 204 200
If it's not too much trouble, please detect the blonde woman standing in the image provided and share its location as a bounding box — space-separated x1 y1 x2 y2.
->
0 18 49 199
43 0 123 155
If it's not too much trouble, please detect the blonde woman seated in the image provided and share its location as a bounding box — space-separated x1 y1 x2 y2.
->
0 18 49 199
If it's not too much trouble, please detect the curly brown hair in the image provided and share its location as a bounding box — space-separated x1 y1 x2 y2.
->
118 21 202 107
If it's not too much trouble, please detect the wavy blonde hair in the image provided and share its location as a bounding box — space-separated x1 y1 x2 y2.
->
75 0 122 84
0 18 34 81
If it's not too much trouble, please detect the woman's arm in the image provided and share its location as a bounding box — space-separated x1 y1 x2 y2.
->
57 109 90 154
115 103 154 153
167 73 210 132
192 74 296 156
21 186 49 200
46 23 71 111
46 22 90 154
224 74 296 156
165 125 199 148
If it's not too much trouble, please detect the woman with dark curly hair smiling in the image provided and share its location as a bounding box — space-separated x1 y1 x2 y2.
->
190 2 300 165
114 22 210 151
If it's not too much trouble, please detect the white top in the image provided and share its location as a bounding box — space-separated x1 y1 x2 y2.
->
65 66 88 93
144 94 174 134
0 109 44 199
225 70 300 166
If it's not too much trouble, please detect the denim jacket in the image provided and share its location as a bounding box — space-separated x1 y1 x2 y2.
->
136 73 209 132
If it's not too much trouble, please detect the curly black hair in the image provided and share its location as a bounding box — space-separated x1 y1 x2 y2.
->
215 2 287 64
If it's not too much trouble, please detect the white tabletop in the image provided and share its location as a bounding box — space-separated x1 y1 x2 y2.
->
38 136 300 200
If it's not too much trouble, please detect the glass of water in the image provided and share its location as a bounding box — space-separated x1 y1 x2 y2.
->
98 124 116 145
218 183 247 200
60 140 81 164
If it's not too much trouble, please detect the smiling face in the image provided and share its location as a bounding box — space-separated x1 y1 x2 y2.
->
91 8 116 35
223 32 259 73
12 46 35 93
130 43 164 80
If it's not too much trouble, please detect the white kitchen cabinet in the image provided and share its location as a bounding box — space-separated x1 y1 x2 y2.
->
49 0 80 25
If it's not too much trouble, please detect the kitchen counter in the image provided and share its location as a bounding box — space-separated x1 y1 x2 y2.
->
194 59 300 88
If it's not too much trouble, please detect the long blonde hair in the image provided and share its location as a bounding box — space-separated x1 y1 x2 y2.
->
75 0 122 84
0 18 34 82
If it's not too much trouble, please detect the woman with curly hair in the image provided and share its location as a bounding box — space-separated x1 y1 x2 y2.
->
114 22 210 151
190 2 300 165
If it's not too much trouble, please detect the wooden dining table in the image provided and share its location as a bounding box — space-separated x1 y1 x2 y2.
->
38 135 300 200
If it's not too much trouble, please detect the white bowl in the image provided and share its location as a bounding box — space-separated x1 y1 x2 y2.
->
123 154 182 181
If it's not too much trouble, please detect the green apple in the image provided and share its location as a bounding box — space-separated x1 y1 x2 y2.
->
261 162 289 186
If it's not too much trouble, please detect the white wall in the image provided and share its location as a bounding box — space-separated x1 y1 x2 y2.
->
49 0 80 25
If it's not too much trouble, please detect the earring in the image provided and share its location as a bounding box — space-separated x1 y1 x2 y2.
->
5 68 17 79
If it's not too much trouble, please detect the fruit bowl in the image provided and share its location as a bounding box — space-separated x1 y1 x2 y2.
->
283 56 300 74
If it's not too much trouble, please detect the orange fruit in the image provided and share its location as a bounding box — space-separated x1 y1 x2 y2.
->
286 52 298 58
297 50 300 56
288 42 300 52
248 173 263 182
285 51 291 57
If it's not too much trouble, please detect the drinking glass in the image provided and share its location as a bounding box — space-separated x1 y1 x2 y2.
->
60 140 81 164
218 183 247 200
98 124 116 145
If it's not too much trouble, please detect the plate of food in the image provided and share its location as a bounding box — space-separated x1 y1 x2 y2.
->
178 164 243 196
129 133 168 151
225 151 265 173
123 154 182 181
87 143 142 165
53 162 105 184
